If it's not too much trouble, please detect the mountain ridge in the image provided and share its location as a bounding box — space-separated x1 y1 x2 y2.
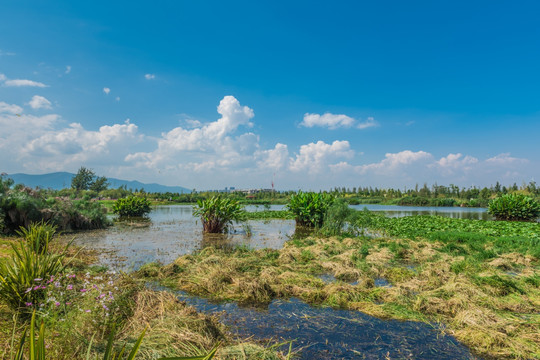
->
5 172 191 193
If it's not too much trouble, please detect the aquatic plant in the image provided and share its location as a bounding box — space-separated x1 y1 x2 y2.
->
193 196 246 233
488 193 540 221
112 196 151 217
0 223 71 312
287 191 334 227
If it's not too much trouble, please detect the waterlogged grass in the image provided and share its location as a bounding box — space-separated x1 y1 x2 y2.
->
146 227 540 359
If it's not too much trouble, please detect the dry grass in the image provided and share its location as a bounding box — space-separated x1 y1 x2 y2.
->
147 234 540 359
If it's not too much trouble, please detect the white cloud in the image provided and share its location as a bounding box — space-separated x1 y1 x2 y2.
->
257 143 289 170
301 113 355 129
0 101 23 114
126 95 256 171
434 153 478 175
103 87 111 95
0 74 6 81
65 66 71 74
301 112 378 130
115 96 120 102
290 140 354 173
357 116 378 129
144 74 155 80
4 79 48 87
28 95 52 110
359 150 433 174
485 153 528 166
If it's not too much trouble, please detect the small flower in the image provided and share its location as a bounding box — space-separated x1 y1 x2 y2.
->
66 302 71 305
80 288 87 292
103 304 109 311
24 287 32 293
55 302 60 306
67 285 73 290
25 302 33 307
54 282 61 288
34 278 42 282
85 309 91 313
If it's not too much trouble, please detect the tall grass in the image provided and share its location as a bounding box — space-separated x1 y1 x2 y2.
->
0 223 70 312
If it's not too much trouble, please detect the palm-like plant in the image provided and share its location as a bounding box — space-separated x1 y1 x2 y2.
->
287 191 334 227
193 196 246 233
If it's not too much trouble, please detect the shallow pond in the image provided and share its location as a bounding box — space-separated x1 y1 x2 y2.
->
73 205 295 271
73 204 493 270
150 285 479 359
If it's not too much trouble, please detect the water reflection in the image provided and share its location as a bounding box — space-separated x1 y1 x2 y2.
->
159 287 479 360
73 205 295 271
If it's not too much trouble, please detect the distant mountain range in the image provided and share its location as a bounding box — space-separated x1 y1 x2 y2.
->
5 172 191 193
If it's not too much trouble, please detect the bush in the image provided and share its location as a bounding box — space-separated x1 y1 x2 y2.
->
319 199 358 236
0 223 70 312
112 196 152 217
193 196 245 233
287 191 334 227
488 194 540 221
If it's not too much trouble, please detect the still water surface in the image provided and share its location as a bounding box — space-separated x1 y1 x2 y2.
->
74 204 490 270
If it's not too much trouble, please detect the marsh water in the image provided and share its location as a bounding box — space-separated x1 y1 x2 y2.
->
74 204 485 359
147 285 478 360
73 204 489 270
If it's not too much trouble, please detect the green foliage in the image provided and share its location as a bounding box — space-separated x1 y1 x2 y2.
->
488 193 540 221
319 199 358 236
287 191 334 227
193 196 246 233
0 223 70 311
363 213 540 241
112 196 152 217
71 167 109 192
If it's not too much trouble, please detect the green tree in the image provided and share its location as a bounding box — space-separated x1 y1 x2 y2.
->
90 175 109 192
71 167 95 190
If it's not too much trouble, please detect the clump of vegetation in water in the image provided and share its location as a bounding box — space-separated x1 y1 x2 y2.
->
112 196 152 217
287 191 334 227
488 193 540 221
193 196 246 233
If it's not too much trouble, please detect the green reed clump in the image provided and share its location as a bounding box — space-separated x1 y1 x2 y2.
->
0 223 70 312
193 196 246 233
112 196 152 217
287 191 334 227
488 193 540 221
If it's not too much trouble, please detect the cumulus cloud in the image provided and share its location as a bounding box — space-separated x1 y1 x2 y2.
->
257 143 289 170
434 153 478 175
301 113 355 129
65 66 71 74
28 95 52 110
126 96 256 171
4 79 48 87
359 150 433 174
144 74 155 80
301 112 378 130
103 87 111 95
290 140 354 174
0 74 6 81
0 101 23 114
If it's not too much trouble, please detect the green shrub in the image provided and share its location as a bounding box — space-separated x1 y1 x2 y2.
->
112 196 152 217
488 193 540 221
193 196 245 233
287 191 334 227
0 223 70 312
319 199 358 236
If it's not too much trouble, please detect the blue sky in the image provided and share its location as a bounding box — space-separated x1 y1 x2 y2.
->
1 1 539 190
